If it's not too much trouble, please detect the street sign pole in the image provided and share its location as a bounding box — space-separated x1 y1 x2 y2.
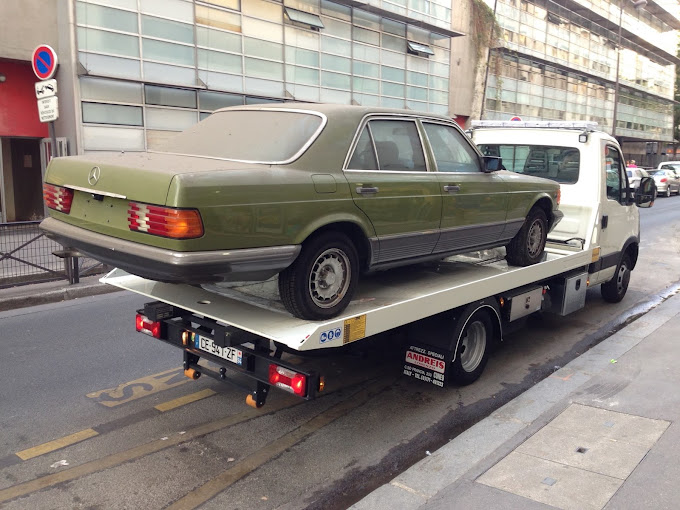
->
48 122 58 160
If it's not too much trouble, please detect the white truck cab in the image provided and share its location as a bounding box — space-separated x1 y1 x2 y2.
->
469 120 655 301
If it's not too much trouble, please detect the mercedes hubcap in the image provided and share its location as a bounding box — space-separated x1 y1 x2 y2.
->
527 219 544 257
309 248 351 308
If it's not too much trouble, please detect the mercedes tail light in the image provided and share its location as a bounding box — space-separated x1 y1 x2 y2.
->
43 183 74 213
128 202 203 239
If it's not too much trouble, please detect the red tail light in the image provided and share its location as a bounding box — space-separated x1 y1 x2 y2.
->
128 202 203 239
659 178 667 183
269 364 307 397
43 183 74 213
136 313 161 338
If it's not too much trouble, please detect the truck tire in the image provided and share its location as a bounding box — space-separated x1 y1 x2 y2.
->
601 253 631 303
449 306 496 385
278 231 359 320
505 207 548 266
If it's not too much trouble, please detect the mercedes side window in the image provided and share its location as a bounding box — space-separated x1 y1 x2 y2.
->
423 122 481 173
604 146 625 203
369 120 427 171
347 126 378 170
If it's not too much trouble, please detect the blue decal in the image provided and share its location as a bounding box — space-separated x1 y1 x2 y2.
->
193 332 199 348
320 327 343 344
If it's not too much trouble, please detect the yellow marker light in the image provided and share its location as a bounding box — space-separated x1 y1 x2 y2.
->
318 376 326 392
499 297 505 307
591 247 601 263
181 331 190 346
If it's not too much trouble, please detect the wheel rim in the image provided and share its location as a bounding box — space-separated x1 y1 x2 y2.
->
615 261 630 295
308 248 351 309
458 320 487 373
526 218 545 257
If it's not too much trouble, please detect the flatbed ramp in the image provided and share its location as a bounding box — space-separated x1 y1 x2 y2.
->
102 243 593 352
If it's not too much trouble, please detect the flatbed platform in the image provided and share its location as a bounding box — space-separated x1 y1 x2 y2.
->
102 243 593 352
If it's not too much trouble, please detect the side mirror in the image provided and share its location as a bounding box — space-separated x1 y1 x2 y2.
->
482 156 502 173
635 176 656 208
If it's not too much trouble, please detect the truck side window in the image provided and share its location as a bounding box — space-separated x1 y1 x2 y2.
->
604 146 626 203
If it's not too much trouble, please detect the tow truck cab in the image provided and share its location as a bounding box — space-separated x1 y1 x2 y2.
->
469 120 655 298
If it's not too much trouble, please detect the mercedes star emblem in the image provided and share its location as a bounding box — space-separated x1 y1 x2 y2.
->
88 166 101 186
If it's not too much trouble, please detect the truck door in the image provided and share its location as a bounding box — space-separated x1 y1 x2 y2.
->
592 143 638 285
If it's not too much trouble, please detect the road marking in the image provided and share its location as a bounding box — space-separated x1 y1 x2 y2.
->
165 379 396 510
0 396 300 505
15 429 99 461
86 367 188 407
155 389 217 412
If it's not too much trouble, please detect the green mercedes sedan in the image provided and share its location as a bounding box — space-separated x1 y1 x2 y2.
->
41 104 562 320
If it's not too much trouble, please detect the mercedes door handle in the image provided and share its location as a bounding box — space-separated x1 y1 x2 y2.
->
356 186 379 194
443 185 461 193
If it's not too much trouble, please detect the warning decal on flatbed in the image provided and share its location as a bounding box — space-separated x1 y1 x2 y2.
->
343 314 366 344
403 345 449 387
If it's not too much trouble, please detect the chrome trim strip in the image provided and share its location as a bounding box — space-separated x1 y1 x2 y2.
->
150 108 327 166
438 220 510 234
65 185 127 199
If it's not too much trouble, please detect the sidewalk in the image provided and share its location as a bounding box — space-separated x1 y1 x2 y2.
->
354 290 680 510
0 274 120 312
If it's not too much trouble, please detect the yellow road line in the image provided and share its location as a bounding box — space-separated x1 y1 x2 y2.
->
16 429 99 461
0 396 299 505
165 379 396 510
155 389 217 412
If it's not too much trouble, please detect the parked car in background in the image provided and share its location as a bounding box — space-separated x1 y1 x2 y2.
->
40 104 562 320
649 166 680 197
626 167 649 190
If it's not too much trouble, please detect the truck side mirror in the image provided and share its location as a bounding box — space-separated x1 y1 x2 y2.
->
635 176 656 208
482 156 502 173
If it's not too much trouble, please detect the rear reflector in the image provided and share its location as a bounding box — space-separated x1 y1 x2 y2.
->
269 364 307 397
43 183 74 214
136 313 161 338
128 202 203 239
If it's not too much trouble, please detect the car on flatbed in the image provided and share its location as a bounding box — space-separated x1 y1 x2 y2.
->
40 104 562 321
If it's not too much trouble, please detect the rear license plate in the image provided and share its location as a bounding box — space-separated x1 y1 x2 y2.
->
194 334 242 365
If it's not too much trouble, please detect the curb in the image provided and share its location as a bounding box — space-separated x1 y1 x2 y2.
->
0 282 122 312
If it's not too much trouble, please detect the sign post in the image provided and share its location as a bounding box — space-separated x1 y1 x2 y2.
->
32 45 59 159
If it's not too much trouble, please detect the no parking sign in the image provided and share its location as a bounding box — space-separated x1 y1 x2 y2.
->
32 45 58 80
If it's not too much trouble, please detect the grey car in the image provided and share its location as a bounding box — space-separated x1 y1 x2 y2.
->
649 167 680 197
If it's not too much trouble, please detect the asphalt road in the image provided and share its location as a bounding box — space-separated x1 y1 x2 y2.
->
1 195 679 510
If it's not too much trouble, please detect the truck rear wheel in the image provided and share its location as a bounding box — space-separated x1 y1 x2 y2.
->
449 306 497 385
505 207 548 266
278 231 359 320
601 253 631 303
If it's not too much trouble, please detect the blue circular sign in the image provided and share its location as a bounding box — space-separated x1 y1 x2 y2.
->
32 45 58 80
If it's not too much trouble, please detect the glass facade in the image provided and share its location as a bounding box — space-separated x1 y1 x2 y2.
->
75 0 453 152
482 0 677 141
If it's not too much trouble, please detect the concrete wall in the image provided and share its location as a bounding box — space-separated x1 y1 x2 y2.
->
449 0 488 126
0 0 58 61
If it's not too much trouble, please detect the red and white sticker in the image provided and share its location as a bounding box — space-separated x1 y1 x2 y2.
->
405 351 446 373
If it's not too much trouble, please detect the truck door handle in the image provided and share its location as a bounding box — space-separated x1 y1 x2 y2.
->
443 185 460 193
602 215 608 229
356 186 379 194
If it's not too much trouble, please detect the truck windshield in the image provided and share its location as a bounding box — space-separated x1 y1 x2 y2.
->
478 144 580 184
162 110 324 163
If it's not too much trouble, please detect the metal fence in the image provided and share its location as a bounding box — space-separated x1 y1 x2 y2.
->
0 221 107 288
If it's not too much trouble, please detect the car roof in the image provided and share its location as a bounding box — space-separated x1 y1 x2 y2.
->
213 102 454 124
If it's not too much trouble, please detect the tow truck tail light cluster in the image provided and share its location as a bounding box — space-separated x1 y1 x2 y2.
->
43 184 74 213
128 202 203 239
269 364 307 396
136 313 161 338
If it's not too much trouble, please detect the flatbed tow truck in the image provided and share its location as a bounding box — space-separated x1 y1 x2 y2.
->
101 121 656 408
